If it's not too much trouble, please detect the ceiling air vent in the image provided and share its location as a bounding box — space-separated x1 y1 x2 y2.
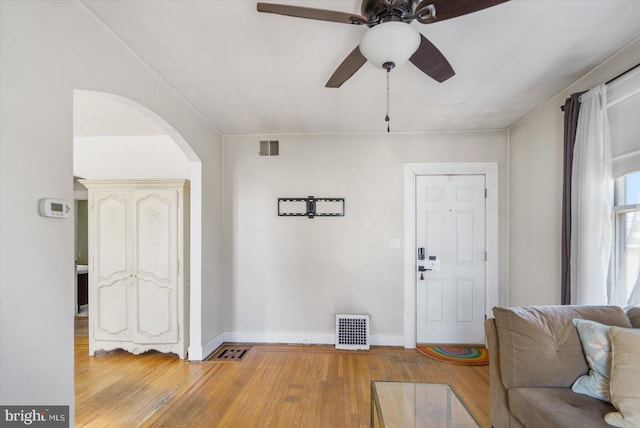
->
259 140 279 156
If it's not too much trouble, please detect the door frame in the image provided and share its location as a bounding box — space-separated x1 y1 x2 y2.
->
403 162 499 348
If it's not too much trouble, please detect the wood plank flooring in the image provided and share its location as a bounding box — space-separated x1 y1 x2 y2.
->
75 318 489 427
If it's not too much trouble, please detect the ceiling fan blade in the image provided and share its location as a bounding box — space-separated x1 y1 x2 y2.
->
409 34 455 83
415 0 509 24
257 3 367 25
325 46 368 88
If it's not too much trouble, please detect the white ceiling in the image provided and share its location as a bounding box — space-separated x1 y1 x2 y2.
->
81 0 640 135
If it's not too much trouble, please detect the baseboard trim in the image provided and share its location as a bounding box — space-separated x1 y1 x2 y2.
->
224 331 334 345
222 331 404 348
189 331 225 361
370 335 405 347
189 331 404 360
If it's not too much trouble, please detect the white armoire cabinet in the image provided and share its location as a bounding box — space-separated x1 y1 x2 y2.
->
81 179 189 359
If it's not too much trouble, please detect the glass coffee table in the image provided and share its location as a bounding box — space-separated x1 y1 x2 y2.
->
371 381 481 427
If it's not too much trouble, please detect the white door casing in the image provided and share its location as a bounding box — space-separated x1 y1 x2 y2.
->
403 163 499 349
415 175 485 344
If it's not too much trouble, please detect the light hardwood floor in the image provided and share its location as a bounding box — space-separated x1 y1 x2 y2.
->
75 318 489 427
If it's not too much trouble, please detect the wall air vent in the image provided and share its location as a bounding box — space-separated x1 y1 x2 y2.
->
259 140 279 156
335 314 370 350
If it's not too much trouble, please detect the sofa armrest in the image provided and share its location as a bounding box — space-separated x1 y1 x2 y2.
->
626 306 640 328
486 318 511 428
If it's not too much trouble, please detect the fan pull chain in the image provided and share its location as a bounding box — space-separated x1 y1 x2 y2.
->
385 66 391 133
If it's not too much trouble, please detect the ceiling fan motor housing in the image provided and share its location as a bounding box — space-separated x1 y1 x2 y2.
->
361 0 421 24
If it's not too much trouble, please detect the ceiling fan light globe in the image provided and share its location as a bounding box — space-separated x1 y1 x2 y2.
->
359 22 420 69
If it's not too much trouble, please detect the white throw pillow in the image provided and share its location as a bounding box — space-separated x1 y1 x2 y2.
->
572 319 612 402
604 327 640 428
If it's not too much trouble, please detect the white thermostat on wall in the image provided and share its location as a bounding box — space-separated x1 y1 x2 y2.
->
38 198 71 218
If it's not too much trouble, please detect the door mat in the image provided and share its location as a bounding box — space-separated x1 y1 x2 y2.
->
208 345 252 362
417 346 489 366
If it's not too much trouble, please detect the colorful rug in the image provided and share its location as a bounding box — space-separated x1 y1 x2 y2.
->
417 346 489 366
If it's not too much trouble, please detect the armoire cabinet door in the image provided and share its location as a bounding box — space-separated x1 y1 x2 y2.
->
133 190 179 344
85 179 189 358
92 191 133 342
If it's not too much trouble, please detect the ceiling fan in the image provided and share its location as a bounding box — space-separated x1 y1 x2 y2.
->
257 0 510 88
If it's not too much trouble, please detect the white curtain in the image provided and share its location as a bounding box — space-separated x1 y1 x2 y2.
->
570 84 613 305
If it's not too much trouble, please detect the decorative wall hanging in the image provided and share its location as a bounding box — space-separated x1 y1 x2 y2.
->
278 196 345 219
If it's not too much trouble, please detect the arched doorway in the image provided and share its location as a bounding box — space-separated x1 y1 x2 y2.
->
73 90 202 357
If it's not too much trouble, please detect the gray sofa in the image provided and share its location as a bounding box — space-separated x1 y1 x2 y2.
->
485 305 640 428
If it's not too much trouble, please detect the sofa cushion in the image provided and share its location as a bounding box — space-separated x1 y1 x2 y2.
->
493 305 631 388
605 327 640 428
572 319 613 402
508 387 614 428
625 306 640 328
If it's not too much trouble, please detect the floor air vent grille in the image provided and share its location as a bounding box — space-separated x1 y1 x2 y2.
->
336 314 370 350
208 345 252 362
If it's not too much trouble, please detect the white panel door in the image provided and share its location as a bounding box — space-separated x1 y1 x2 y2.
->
132 190 179 344
416 175 485 344
92 191 133 342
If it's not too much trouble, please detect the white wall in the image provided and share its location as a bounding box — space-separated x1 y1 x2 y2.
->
223 131 508 344
0 1 223 418
508 38 640 307
74 136 191 180
74 90 166 138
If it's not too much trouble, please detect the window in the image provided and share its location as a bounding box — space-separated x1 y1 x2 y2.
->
606 66 640 306
610 171 640 305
